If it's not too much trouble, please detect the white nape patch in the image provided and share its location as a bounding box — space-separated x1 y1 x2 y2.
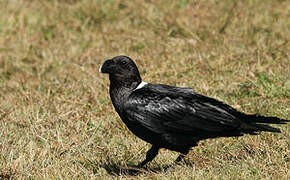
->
135 81 148 90
99 62 104 73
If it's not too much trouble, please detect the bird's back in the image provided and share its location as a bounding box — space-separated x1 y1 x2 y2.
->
120 83 286 152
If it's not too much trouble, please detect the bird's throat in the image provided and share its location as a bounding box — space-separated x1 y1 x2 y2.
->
109 75 141 113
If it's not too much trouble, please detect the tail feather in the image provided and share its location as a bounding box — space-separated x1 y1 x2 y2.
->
242 114 289 124
251 123 281 133
240 114 289 133
240 123 281 133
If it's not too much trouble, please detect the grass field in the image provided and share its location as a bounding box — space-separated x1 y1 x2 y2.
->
0 0 289 179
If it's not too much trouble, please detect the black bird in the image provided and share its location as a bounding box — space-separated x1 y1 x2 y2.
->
100 55 289 167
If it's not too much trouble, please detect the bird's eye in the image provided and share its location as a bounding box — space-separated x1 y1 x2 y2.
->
121 61 126 65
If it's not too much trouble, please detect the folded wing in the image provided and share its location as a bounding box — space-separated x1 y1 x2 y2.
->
124 84 241 136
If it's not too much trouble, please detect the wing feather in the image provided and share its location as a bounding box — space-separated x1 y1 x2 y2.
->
124 84 241 135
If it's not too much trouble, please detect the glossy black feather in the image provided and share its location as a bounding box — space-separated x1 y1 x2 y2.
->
100 56 289 167
125 84 239 133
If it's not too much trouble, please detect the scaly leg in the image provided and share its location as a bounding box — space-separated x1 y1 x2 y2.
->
137 145 159 167
174 154 186 163
174 148 189 164
163 150 190 173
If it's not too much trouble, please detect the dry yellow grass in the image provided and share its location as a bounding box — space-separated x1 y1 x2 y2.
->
0 0 289 179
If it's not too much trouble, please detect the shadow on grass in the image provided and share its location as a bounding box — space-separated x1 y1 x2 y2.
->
102 162 188 176
83 158 194 176
102 162 149 176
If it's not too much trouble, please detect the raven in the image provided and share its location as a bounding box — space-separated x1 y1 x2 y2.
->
100 55 289 167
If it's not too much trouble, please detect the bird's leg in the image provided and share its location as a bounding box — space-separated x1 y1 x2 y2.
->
137 145 159 168
174 149 189 164
174 154 186 163
163 151 189 173
160 153 188 173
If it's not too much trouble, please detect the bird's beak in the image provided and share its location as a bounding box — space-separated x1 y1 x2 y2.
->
99 59 114 74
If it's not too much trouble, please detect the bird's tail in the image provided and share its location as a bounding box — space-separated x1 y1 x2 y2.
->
240 114 289 133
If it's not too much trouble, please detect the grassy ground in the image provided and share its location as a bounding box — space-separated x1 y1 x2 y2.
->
0 0 289 179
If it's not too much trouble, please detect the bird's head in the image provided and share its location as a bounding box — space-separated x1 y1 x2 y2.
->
100 56 142 87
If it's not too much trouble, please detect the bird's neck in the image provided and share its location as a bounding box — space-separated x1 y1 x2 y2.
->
109 75 141 112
